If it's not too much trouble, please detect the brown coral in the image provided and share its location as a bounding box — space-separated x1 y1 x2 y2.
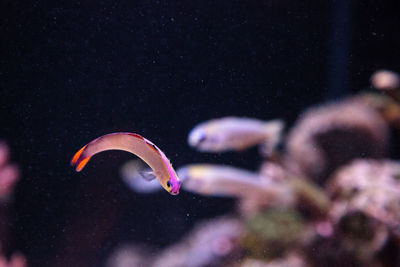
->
285 100 389 184
0 142 21 259
318 159 400 264
0 253 27 267
151 217 244 267
352 92 400 130
239 253 305 267
328 159 400 230
105 244 151 267
240 208 306 260
370 70 400 92
0 142 20 203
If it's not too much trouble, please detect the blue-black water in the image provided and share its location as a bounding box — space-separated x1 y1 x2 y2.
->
1 1 400 266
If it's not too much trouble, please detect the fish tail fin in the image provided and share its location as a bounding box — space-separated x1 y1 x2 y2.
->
71 145 91 172
76 156 92 172
265 119 285 136
260 119 285 157
71 145 87 166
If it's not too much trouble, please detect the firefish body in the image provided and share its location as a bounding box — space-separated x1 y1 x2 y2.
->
71 132 181 195
177 164 273 198
188 117 284 154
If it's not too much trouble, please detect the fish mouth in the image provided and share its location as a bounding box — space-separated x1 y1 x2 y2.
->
197 134 206 144
170 190 179 195
189 129 207 147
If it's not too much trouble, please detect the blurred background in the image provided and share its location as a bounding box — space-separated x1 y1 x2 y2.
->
1 0 400 266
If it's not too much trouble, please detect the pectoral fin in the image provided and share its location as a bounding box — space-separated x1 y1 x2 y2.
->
139 170 158 181
120 160 162 193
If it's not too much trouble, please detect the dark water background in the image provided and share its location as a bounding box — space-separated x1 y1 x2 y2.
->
1 0 399 265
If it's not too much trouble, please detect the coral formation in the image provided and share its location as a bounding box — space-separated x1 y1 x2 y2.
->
240 208 305 260
105 244 151 267
117 72 400 266
285 99 389 184
0 142 27 266
238 253 305 267
151 217 243 267
370 70 400 92
328 159 400 232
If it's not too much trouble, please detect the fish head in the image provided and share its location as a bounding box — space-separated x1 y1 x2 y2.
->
165 172 181 195
177 165 209 194
176 166 190 181
188 126 225 152
188 126 207 146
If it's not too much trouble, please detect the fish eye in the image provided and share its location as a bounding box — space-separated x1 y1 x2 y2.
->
198 133 207 143
166 181 171 188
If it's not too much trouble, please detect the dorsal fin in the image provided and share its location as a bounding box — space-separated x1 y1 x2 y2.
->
127 133 145 140
145 140 160 154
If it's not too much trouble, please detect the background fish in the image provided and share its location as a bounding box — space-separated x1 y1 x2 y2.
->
177 164 277 198
188 117 284 155
120 159 162 194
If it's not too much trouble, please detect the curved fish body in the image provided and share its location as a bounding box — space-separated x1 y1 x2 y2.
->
177 164 273 198
71 132 181 195
188 117 284 153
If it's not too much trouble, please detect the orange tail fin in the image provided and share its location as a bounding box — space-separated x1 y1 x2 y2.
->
75 156 92 172
71 145 89 171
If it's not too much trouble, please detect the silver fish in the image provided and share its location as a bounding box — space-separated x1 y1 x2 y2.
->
177 164 275 198
188 117 284 154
